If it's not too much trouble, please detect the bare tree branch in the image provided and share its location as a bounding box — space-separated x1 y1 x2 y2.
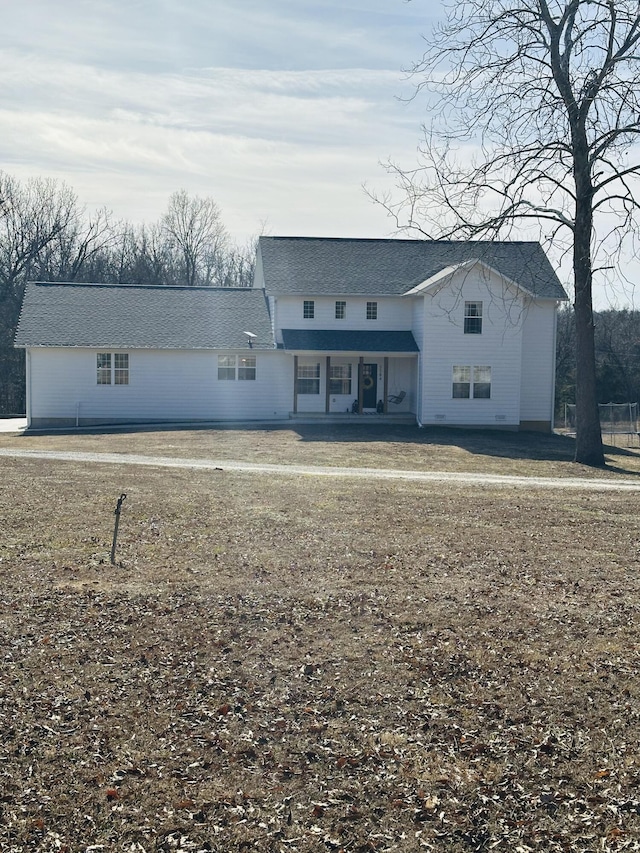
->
376 0 640 466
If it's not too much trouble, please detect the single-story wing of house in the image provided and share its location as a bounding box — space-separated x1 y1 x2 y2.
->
15 236 567 430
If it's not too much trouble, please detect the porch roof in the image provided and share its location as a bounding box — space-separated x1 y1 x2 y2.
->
281 329 419 353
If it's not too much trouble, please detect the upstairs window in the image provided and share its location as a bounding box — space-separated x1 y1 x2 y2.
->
97 352 129 385
464 301 482 334
303 300 315 319
335 300 346 319
366 301 378 320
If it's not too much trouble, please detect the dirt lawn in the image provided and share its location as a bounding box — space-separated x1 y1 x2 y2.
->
1 426 640 852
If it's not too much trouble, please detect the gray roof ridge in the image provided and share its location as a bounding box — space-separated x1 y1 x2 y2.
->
259 235 544 246
27 281 255 293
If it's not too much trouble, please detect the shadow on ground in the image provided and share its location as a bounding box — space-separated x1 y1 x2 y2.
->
18 420 640 475
290 424 640 473
289 423 574 460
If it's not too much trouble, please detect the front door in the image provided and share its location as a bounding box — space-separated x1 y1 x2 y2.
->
362 363 378 409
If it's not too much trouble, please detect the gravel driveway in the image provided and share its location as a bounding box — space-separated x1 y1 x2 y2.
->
1 447 640 491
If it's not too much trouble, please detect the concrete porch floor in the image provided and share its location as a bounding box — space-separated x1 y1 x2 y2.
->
289 411 417 425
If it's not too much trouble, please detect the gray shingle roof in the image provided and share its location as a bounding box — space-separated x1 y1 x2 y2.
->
258 236 567 299
15 282 275 350
281 329 419 353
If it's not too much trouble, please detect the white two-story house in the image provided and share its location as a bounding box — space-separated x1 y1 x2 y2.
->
15 236 567 430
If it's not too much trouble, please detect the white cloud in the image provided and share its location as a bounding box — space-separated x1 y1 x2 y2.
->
0 33 422 237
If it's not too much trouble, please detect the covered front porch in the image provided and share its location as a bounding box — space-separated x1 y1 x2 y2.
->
281 329 419 421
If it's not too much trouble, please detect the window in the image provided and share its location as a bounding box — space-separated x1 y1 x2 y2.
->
452 365 470 398
114 353 129 385
473 365 491 398
452 365 491 399
303 300 315 319
297 362 320 394
218 355 237 380
97 352 129 385
366 301 378 320
464 301 482 334
218 355 256 380
97 352 111 385
238 355 256 380
335 300 346 319
329 364 351 395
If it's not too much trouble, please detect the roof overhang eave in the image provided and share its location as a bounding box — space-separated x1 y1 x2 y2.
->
403 259 538 299
281 348 419 357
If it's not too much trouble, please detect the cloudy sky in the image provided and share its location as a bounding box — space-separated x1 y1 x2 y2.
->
2 0 433 241
4 1 639 307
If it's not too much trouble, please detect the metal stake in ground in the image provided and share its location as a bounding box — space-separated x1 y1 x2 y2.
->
110 493 127 565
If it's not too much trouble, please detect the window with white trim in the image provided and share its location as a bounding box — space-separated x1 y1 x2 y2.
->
464 301 483 334
303 300 315 319
452 365 491 399
366 301 378 320
238 355 256 380
97 352 129 385
218 355 256 380
335 300 346 319
473 365 491 398
297 362 320 394
329 364 351 395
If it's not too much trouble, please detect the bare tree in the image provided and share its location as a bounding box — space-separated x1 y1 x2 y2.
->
0 172 88 413
0 172 78 307
375 0 640 466
161 190 228 287
34 207 116 283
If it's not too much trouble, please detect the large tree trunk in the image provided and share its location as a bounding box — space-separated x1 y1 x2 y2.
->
573 164 605 466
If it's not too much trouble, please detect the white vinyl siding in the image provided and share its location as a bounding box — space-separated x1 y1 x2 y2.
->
274 297 412 340
419 266 523 426
520 300 557 424
27 348 292 426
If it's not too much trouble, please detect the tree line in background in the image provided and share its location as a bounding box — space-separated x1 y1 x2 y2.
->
0 172 256 413
556 304 640 420
2 170 638 423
